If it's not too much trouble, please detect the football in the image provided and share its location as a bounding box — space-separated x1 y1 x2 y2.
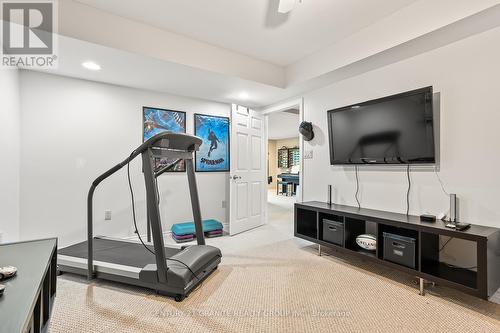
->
356 234 377 251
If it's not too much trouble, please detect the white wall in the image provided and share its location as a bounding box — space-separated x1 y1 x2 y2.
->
302 26 500 266
19 71 230 247
0 69 21 243
268 111 299 140
287 0 500 85
267 140 277 188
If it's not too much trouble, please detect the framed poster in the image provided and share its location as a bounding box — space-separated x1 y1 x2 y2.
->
143 106 187 172
194 114 230 172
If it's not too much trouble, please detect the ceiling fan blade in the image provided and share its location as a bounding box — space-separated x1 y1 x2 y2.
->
278 0 297 14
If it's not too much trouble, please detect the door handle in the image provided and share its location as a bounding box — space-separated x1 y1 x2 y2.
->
231 175 242 180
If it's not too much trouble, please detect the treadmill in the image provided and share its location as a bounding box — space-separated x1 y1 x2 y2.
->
58 132 222 301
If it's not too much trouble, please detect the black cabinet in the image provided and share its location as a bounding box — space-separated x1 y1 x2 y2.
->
294 201 500 300
0 238 57 333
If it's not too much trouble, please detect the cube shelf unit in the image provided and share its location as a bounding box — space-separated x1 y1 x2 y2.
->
277 147 289 168
288 147 300 167
295 201 500 299
277 147 300 169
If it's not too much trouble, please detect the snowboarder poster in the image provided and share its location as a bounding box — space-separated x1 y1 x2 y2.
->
194 114 230 172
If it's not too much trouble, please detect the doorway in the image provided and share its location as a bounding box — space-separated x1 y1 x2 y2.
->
263 99 304 231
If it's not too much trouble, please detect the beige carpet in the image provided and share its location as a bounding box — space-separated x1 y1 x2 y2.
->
50 238 500 333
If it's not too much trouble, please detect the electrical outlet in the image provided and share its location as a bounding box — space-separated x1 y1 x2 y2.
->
104 210 112 221
221 200 227 208
304 150 313 159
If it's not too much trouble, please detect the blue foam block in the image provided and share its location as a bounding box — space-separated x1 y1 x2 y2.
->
171 219 223 236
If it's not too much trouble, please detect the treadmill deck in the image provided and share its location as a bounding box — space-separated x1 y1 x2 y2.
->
58 238 180 268
58 237 221 300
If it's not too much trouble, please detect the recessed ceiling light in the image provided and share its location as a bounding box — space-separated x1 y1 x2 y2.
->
238 92 249 100
82 61 101 71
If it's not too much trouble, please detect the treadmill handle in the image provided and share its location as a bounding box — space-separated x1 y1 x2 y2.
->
87 152 137 280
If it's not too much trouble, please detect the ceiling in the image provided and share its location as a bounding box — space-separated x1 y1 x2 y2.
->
268 111 299 140
28 35 286 108
19 1 500 108
75 0 417 66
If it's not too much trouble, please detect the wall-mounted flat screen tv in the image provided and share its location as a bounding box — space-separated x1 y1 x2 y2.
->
327 87 435 165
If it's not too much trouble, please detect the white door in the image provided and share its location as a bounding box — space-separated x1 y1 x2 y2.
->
229 104 266 235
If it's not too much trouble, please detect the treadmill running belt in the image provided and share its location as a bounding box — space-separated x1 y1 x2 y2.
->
58 238 181 268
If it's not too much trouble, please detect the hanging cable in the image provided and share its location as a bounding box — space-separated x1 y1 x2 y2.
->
439 237 477 270
434 166 450 197
439 237 453 252
127 152 199 280
355 165 361 208
406 165 411 216
167 258 199 281
155 177 161 205
127 151 155 256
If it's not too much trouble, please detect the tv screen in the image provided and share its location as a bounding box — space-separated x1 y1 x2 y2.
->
327 87 435 165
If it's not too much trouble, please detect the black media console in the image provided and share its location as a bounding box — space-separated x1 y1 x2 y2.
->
295 201 500 299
